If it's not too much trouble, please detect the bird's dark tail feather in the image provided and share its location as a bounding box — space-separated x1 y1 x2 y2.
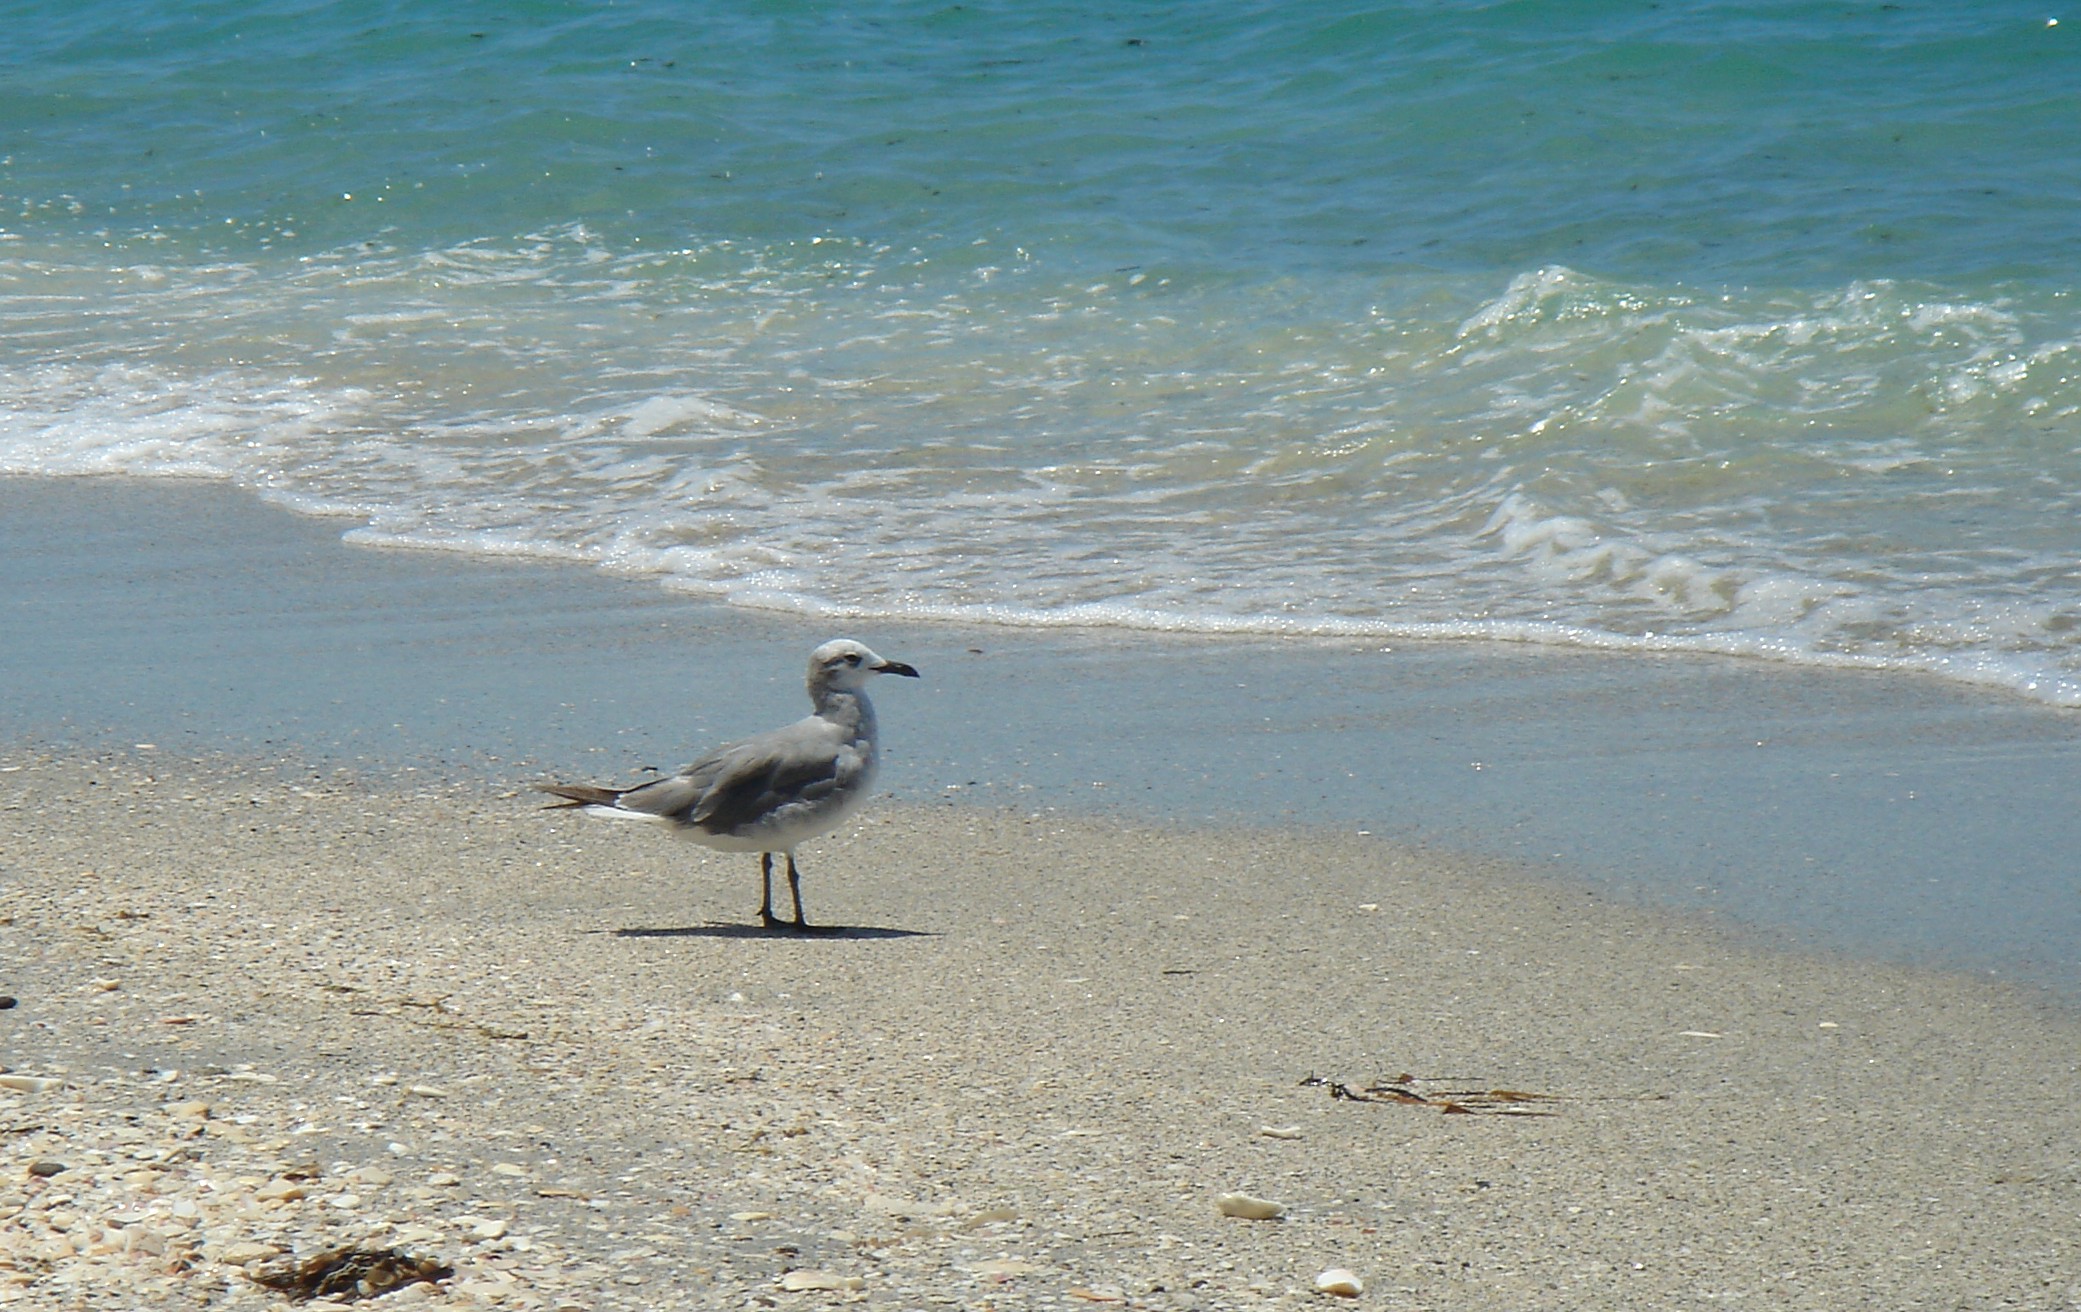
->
537 783 624 809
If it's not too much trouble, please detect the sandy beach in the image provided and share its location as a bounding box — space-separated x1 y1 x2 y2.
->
4 742 2077 1310
12 6 2081 1305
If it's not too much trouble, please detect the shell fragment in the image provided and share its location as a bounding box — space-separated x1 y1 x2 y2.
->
780 1270 865 1292
1315 1267 1364 1297
1214 1192 1287 1220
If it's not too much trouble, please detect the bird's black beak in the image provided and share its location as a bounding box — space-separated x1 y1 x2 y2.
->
877 660 921 679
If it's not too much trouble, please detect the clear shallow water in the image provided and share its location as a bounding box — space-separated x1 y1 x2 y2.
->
5 2 2081 702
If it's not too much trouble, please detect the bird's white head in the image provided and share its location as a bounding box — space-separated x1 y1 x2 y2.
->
809 638 921 694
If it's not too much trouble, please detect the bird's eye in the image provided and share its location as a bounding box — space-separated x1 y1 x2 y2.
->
844 653 862 665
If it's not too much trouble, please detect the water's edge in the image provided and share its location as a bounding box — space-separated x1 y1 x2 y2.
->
3 474 2076 1001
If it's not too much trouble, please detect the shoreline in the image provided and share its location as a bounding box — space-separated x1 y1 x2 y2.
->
4 746 2078 1309
3 473 2078 998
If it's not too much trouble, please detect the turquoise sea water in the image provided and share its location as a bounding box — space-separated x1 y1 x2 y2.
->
5 2 2081 702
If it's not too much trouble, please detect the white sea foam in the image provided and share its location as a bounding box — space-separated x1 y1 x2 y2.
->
0 362 371 482
4 244 2079 709
619 393 759 439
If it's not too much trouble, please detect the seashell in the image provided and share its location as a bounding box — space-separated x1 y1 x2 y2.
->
1214 1192 1287 1220
0 1075 63 1094
1258 1124 1304 1140
780 1270 865 1292
1315 1267 1364 1297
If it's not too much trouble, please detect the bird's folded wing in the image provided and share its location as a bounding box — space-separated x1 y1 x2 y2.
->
686 730 851 836
610 770 713 820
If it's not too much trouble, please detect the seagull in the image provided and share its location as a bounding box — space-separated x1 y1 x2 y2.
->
540 638 921 932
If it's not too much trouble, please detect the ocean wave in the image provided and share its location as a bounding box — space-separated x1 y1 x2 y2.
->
4 247 2079 710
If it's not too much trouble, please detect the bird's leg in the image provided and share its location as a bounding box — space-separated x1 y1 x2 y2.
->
758 852 782 928
785 852 811 930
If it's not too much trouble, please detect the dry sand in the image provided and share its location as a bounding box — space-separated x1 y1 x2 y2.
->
3 745 2077 1310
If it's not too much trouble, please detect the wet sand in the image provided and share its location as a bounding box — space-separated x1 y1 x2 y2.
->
5 475 2079 996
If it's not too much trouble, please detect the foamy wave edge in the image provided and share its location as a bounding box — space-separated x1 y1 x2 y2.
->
681 573 2081 712
216 505 2081 711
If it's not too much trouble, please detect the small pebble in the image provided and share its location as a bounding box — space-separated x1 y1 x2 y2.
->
27 1159 69 1178
0 996 17 1009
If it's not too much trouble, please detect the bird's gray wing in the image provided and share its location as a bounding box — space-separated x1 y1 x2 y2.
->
685 721 854 838
604 719 854 836
608 759 726 821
